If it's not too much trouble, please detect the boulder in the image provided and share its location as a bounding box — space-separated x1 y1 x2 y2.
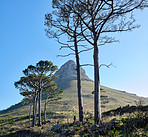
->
51 124 61 132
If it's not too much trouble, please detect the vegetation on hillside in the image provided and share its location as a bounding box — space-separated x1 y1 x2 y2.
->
0 104 147 137
1 0 148 136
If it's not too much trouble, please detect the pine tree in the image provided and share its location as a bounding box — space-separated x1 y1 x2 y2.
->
15 60 59 126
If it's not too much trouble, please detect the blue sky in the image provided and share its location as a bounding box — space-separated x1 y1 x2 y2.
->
0 0 148 110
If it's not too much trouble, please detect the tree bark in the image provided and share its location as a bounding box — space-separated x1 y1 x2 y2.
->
32 93 37 127
44 99 47 124
38 85 42 126
74 31 84 122
29 104 32 127
94 40 101 125
35 93 38 125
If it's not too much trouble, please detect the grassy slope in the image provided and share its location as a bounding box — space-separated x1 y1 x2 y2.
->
0 79 148 136
56 79 148 113
1 79 148 117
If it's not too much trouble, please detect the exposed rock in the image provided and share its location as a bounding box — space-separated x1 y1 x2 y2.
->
91 124 99 131
55 60 92 81
51 124 61 132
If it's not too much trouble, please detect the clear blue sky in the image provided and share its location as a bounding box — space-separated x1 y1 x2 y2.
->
0 0 148 110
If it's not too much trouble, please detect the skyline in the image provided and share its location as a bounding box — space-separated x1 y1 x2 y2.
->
0 0 148 111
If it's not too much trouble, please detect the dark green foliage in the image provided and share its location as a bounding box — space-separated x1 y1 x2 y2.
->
42 82 63 101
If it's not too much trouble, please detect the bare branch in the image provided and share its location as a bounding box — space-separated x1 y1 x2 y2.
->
80 64 94 67
78 47 93 54
99 63 116 68
57 53 75 57
59 46 75 50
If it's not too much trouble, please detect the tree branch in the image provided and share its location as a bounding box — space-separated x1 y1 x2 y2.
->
57 53 75 57
99 63 116 68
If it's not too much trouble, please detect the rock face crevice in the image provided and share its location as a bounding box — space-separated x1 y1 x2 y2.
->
55 60 92 81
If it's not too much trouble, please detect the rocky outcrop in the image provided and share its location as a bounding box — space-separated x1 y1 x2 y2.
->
55 60 92 81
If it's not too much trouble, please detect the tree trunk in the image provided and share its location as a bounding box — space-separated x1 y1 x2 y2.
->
44 99 47 124
29 104 32 127
32 97 35 127
94 40 101 125
35 93 38 125
38 86 42 126
74 31 84 122
32 94 37 127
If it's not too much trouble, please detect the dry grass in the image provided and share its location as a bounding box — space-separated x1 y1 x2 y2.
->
0 105 148 137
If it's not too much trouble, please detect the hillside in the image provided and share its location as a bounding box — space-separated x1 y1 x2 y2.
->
0 60 148 137
54 60 148 112
56 80 148 112
1 60 148 115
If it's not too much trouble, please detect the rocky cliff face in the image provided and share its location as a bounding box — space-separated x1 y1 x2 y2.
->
55 60 91 81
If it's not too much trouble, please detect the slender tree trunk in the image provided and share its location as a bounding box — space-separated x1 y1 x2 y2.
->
44 99 47 124
32 93 37 127
32 97 35 127
38 85 42 126
29 104 32 127
94 40 101 125
74 31 83 122
35 93 38 125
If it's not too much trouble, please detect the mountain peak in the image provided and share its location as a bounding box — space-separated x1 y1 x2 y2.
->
55 60 91 81
64 60 75 64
